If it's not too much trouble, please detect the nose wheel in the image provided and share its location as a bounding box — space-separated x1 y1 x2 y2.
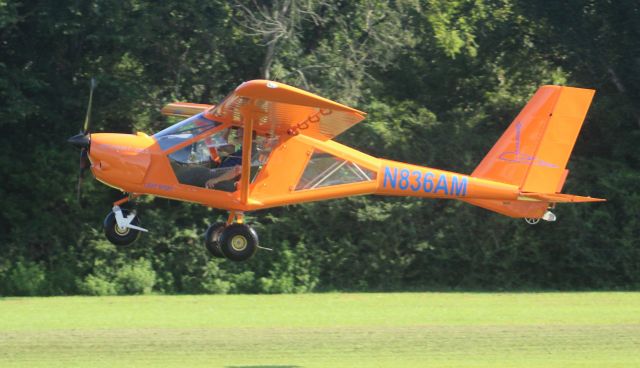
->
103 197 148 247
204 212 259 262
104 208 144 246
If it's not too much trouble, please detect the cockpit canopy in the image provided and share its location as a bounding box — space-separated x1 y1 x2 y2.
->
153 113 278 192
153 113 221 150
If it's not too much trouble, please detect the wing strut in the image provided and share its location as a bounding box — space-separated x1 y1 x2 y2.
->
239 105 255 205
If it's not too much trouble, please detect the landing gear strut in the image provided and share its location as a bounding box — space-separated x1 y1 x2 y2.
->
204 212 259 262
104 195 147 246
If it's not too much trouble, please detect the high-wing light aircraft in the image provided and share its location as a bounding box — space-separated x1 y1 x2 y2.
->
68 79 604 262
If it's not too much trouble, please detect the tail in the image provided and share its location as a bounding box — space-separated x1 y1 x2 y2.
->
464 85 604 219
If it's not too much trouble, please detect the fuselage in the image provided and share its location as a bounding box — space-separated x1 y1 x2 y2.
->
88 126 520 213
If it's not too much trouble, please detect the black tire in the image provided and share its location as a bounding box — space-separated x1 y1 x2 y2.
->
205 222 226 258
103 210 141 246
219 223 258 262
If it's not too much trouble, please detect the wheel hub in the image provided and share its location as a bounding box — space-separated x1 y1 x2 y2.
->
115 225 130 236
230 235 248 251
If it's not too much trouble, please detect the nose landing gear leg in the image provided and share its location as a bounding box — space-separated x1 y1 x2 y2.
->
104 194 147 246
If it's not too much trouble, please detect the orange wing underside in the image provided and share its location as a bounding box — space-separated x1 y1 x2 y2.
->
204 80 366 141
161 102 214 117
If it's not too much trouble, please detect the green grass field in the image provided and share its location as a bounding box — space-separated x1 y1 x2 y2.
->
1 293 639 367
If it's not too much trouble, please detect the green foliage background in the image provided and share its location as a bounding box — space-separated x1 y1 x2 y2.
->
0 0 638 295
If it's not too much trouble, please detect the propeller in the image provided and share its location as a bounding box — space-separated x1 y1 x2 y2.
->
68 78 96 205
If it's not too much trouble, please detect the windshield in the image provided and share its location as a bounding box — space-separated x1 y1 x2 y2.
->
153 113 222 150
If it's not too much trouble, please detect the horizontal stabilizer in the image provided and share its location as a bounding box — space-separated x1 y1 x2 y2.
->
519 192 606 203
463 192 604 219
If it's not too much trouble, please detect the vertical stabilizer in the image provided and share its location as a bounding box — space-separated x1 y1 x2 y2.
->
465 86 595 218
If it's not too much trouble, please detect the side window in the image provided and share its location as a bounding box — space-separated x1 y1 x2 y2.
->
295 150 376 190
168 128 279 192
250 135 278 182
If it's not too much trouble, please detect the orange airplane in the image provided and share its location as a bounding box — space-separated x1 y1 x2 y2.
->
68 79 604 262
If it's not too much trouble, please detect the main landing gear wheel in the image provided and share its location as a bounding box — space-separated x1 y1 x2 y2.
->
104 210 141 246
204 222 226 258
219 223 259 262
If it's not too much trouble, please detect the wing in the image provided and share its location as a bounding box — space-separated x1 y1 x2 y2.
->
161 102 214 118
204 80 366 141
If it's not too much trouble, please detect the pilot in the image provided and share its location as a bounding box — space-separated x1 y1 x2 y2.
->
205 128 244 190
